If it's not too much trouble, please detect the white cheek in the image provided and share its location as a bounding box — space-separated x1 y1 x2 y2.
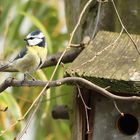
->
27 38 42 46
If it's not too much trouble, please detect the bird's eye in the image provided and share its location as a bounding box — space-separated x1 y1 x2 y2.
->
29 37 34 40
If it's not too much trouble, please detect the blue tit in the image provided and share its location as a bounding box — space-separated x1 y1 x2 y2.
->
0 30 47 79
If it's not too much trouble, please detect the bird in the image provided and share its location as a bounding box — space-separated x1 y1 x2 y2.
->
0 30 48 80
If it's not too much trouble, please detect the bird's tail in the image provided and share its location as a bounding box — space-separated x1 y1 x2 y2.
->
0 63 11 71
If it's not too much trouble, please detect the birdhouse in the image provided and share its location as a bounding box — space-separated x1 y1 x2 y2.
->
66 31 140 140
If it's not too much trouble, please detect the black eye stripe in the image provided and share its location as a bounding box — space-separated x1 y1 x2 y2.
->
29 37 34 40
28 37 42 40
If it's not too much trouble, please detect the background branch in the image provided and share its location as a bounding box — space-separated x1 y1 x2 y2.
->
42 48 83 68
1 77 140 101
0 48 83 72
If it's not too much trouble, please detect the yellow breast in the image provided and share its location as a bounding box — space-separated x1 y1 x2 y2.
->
14 46 47 73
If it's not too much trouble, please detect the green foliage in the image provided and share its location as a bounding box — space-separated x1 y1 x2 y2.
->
0 0 71 139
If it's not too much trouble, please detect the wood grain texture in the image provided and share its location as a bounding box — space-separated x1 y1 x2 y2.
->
66 31 140 94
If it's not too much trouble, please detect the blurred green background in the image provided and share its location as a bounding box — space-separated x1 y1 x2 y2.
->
0 0 72 139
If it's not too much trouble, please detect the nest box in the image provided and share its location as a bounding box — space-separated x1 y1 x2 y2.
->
66 31 140 140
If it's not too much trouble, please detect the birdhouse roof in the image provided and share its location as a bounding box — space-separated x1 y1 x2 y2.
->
66 31 140 94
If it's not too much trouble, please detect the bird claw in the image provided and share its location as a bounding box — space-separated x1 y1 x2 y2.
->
32 77 36 81
23 73 36 81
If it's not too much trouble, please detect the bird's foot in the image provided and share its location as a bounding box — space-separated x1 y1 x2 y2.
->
23 73 36 81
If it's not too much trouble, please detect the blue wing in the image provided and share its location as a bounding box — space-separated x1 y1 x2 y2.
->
0 47 28 71
14 47 27 60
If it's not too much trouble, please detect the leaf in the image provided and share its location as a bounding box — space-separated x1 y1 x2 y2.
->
0 92 22 119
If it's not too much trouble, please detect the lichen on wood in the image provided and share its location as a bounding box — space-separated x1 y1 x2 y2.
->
66 31 140 94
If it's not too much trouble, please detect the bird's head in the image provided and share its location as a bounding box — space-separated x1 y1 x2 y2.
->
24 30 46 47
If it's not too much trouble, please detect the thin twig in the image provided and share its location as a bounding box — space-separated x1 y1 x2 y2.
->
15 93 69 104
111 0 140 55
15 96 43 140
70 43 83 48
97 0 108 2
91 1 102 39
77 85 91 110
77 85 91 133
0 121 19 136
113 100 124 116
0 92 69 137
81 27 124 66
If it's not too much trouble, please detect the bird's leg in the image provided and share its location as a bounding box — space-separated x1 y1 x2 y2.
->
23 73 28 81
20 73 27 84
26 73 36 81
23 73 36 81
6 76 15 82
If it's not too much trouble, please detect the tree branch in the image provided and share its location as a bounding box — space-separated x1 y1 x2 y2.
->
42 48 83 68
1 77 140 101
0 48 83 72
